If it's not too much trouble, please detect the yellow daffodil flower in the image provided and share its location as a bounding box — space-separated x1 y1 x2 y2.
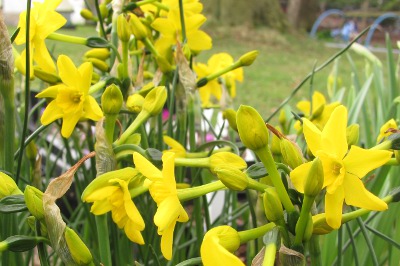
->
15 0 66 76
194 53 243 107
200 225 243 266
290 105 392 229
151 9 212 53
0 172 23 199
36 55 103 138
133 152 189 260
377 118 398 143
295 91 340 131
82 168 145 244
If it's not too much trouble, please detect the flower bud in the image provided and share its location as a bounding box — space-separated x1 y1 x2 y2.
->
26 216 48 236
312 213 334 235
0 172 22 199
65 227 93 265
138 82 155 97
142 86 167 116
209 152 247 173
0 235 41 252
239 50 258 66
99 4 109 19
215 168 248 191
236 105 269 151
270 129 282 156
117 14 131 42
263 187 284 223
24 186 45 221
33 67 60 84
280 138 304 169
80 8 97 21
222 108 237 131
84 48 110 60
129 13 148 40
346 124 359 146
101 84 123 115
303 157 324 197
126 93 144 113
85 57 109 72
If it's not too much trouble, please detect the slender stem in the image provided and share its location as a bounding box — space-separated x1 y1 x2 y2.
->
294 195 313 246
95 215 112 266
238 222 276 244
47 32 87 44
94 0 107 39
309 235 322 266
3 93 14 172
178 0 187 43
88 80 106 94
174 157 210 168
114 111 149 146
14 125 48 160
36 220 49 266
177 181 226 202
121 41 129 79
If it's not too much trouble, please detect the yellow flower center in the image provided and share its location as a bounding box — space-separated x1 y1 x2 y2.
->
332 162 342 175
71 92 83 103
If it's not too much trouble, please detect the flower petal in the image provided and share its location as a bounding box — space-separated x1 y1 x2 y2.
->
160 221 176 260
325 186 344 229
40 100 64 125
343 146 392 179
289 162 312 193
151 18 176 35
154 196 181 232
35 10 66 39
83 96 103 121
78 62 93 93
57 55 79 88
162 152 176 184
85 186 119 202
133 152 162 180
33 40 56 73
303 118 322 156
321 105 347 159
187 30 212 51
90 199 112 215
343 174 388 211
61 110 81 138
125 221 145 245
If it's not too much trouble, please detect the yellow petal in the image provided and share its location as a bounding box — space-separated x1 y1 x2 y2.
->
85 186 119 202
34 39 56 74
289 162 312 193
57 55 79 88
303 118 322 156
209 152 247 172
163 136 186 157
133 152 162 180
83 96 103 121
117 179 145 230
325 187 344 229
124 221 145 245
35 10 66 39
151 18 176 35
36 85 65 99
40 100 64 125
61 110 81 138
160 221 176 260
321 105 347 159
343 174 388 211
78 62 93 93
296 100 311 115
154 196 181 232
162 152 176 184
343 146 392 179
185 14 207 31
90 199 112 215
187 30 212 51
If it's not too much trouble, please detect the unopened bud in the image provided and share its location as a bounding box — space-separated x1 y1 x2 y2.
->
117 14 131 42
239 50 258 66
0 172 22 199
138 82 155 97
236 105 269 150
142 86 167 116
215 168 248 191
26 216 48 236
263 187 284 223
209 152 247 173
84 48 110 60
33 67 60 84
99 4 109 19
80 8 96 21
85 58 109 72
126 93 144 113
129 13 148 40
65 227 93 265
346 124 359 146
101 84 123 115
222 108 238 131
0 235 43 252
24 186 44 221
312 213 334 235
304 158 324 197
280 138 304 169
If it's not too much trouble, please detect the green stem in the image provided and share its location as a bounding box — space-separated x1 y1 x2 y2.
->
47 32 87 44
294 195 314 246
143 37 160 57
174 157 210 168
199 61 241 87
36 220 49 266
309 235 322 266
94 0 107 38
113 144 147 159
247 178 269 192
238 222 276 244
114 111 149 146
255 147 295 212
104 115 117 144
178 0 187 43
95 215 112 266
121 41 129 79
177 181 226 202
3 94 14 173
88 80 106 94
370 140 392 151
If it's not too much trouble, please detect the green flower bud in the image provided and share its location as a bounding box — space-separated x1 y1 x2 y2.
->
304 157 324 197
312 213 334 235
215 168 248 191
222 108 237 131
126 94 144 113
33 67 60 84
239 50 258 66
236 105 269 151
0 235 42 252
129 13 148 40
80 8 97 21
138 82 155 97
280 138 304 169
270 129 282 156
101 84 123 115
117 14 131 42
346 124 359 146
99 4 109 19
84 48 110 60
263 187 284 223
85 57 109 72
91 72 100 84
65 227 93 265
142 86 167 116
26 216 48 236
24 186 45 221
0 172 22 199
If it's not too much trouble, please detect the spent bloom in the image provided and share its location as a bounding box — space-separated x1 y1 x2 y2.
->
290 105 392 229
133 152 189 260
36 55 103 138
81 168 145 244
15 0 66 76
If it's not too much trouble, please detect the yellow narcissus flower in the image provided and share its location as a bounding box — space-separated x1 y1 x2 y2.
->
194 53 243 107
15 0 66 76
290 105 392 229
36 55 103 138
151 9 212 53
81 168 145 244
200 225 243 266
377 118 398 143
0 172 23 199
133 152 189 260
295 91 340 131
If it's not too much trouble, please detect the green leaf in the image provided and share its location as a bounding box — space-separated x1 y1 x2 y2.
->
0 195 27 213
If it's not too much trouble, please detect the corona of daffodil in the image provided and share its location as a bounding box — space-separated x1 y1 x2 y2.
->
377 118 398 143
15 0 66 76
194 53 243 107
36 55 103 138
81 168 145 244
290 105 392 229
133 152 189 260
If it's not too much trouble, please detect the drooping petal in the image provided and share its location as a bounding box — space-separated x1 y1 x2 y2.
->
160 221 176 260
161 152 176 184
133 152 163 180
61 110 82 138
57 55 79 88
343 146 392 179
343 174 388 211
289 162 312 193
325 187 344 229
154 196 181 232
321 105 348 159
187 30 212 51
33 40 56 73
40 100 64 125
84 186 119 202
303 118 322 156
124 221 145 245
